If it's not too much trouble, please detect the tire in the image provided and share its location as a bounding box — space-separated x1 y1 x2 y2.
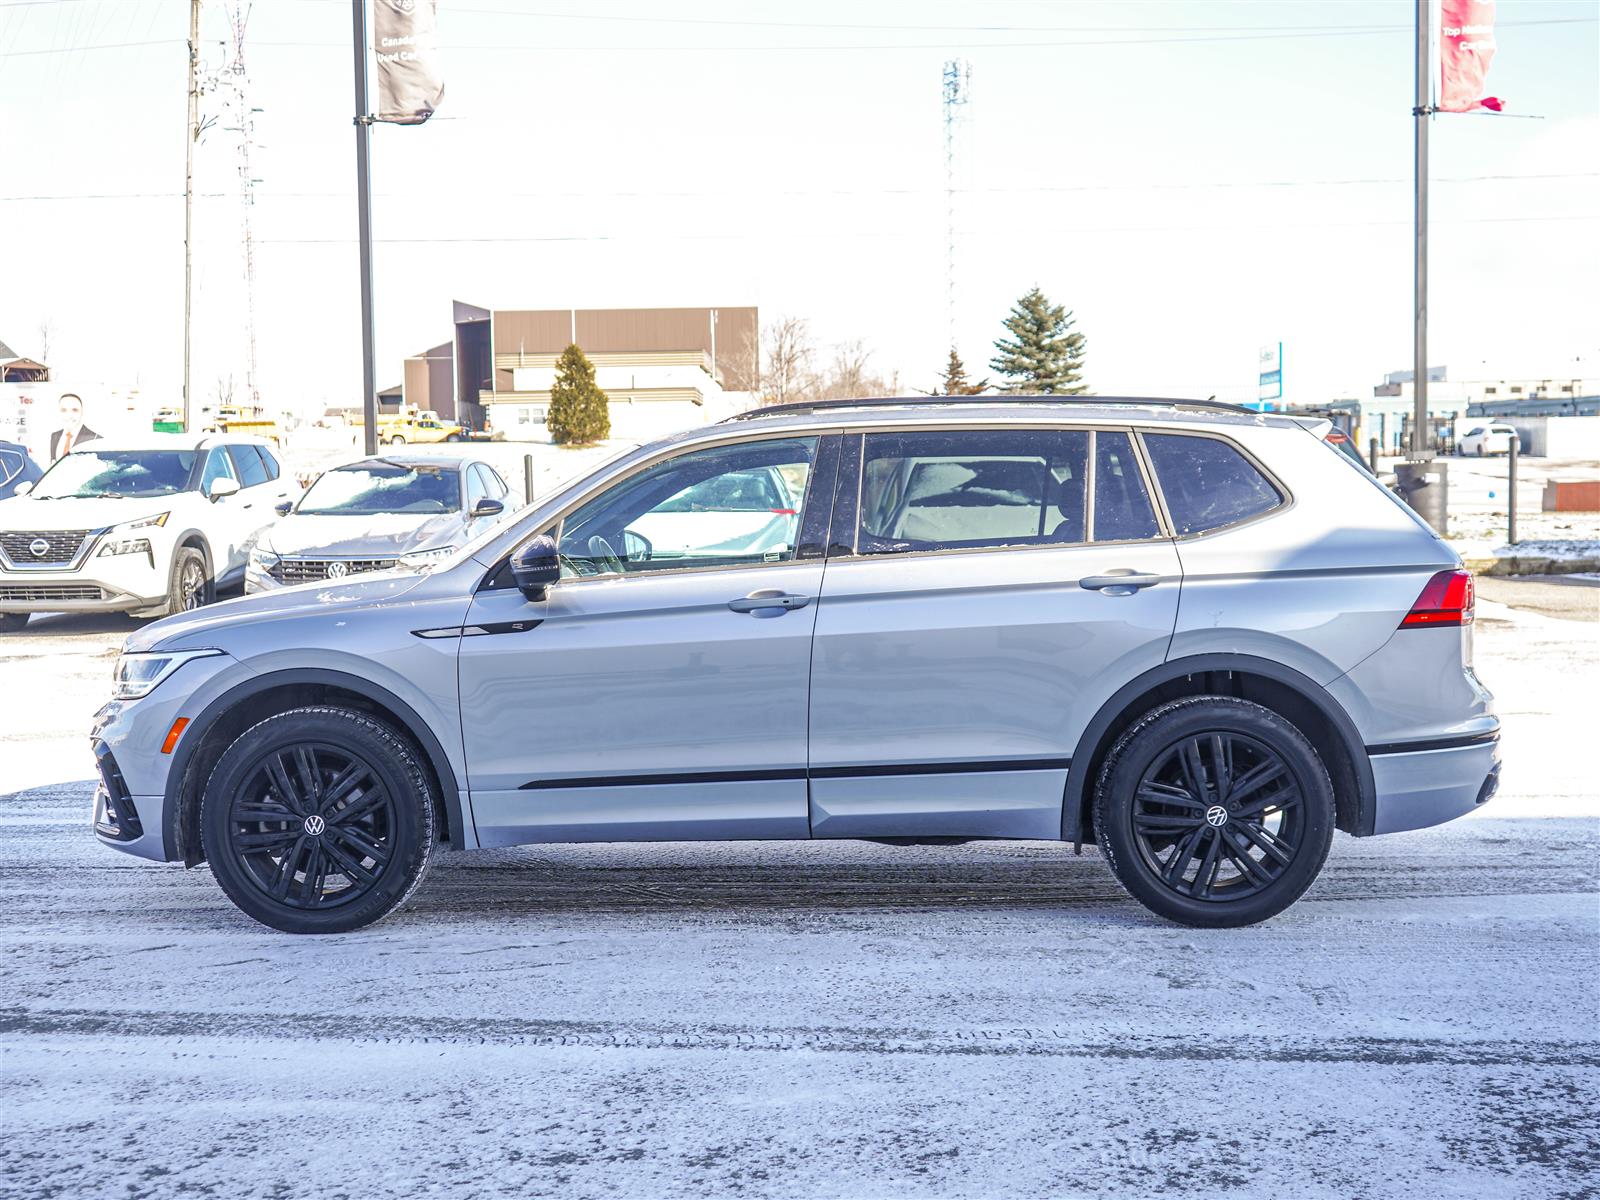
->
1476 445 1485 457
163 546 212 617
1093 696 1335 928
389 434 406 445
444 433 461 443
0 612 29 633
201 706 436 933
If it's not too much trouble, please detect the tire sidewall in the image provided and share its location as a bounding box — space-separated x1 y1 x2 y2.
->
165 546 212 616
201 708 435 933
1095 697 1335 927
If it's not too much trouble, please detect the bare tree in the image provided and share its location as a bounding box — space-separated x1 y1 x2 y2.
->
35 319 52 367
216 374 237 407
758 316 815 407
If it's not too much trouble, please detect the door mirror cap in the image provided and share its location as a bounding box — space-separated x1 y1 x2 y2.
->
207 476 241 500
273 499 294 516
510 534 560 602
471 497 505 519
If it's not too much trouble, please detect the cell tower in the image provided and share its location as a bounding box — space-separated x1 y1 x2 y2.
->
942 59 971 353
224 2 262 413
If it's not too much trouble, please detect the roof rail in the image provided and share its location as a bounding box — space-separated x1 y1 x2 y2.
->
722 395 1259 422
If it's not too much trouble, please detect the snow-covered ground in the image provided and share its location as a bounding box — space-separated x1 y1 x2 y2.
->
1435 454 1600 565
0 589 1595 1198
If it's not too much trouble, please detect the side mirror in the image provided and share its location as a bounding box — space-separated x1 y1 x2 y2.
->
471 497 505 519
12 480 33 497
273 499 294 516
208 476 241 500
510 534 561 602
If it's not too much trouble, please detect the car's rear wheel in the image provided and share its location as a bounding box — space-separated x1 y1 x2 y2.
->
1094 697 1334 927
0 612 29 633
201 707 436 933
163 546 212 616
444 433 461 442
389 434 406 445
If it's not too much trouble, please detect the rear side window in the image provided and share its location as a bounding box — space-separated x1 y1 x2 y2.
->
858 428 1088 553
1143 433 1282 536
1093 431 1160 541
227 444 271 488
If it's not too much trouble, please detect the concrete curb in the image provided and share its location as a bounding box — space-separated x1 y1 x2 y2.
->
1461 556 1600 577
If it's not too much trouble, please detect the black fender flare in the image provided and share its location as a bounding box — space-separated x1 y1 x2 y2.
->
163 666 469 860
167 528 214 581
1063 653 1376 844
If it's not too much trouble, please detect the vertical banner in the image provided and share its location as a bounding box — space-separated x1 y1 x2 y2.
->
1257 343 1283 404
373 0 444 124
1439 0 1502 112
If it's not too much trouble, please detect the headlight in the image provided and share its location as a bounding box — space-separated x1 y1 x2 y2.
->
248 541 279 570
112 648 223 700
399 545 456 569
97 512 168 558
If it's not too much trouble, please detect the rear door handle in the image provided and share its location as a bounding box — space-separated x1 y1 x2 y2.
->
728 590 813 615
1079 571 1163 595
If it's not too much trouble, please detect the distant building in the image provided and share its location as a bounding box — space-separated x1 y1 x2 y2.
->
393 302 759 440
0 338 48 383
1326 368 1599 453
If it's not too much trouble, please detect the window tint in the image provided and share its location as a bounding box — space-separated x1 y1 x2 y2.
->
1143 434 1281 535
483 465 508 499
200 448 236 491
558 437 816 577
858 429 1088 553
227 444 271 488
257 447 281 480
1093 431 1160 541
0 448 23 486
465 465 490 510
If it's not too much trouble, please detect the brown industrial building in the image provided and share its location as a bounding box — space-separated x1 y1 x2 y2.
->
388 303 758 433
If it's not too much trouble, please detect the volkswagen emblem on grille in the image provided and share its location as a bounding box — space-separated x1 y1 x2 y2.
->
1205 804 1229 828
303 814 326 836
325 561 349 578
29 538 51 557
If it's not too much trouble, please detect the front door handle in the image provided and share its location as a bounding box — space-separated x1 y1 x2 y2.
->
728 590 812 615
1079 571 1163 595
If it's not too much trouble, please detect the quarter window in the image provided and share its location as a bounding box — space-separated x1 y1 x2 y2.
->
557 437 817 577
1093 431 1161 542
857 429 1089 553
1142 433 1282 535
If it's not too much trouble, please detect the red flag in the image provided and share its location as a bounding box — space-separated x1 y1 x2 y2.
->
1439 0 1503 113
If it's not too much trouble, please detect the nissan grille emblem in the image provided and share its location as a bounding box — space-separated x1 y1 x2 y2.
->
326 561 349 579
303 815 326 836
29 538 50 557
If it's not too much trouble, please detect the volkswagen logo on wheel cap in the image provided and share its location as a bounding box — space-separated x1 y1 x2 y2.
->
303 814 326 836
1205 804 1229 828
325 561 349 579
29 538 50 557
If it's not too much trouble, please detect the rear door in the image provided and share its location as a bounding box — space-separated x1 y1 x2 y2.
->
806 425 1182 840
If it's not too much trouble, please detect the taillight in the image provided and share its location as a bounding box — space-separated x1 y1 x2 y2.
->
1401 569 1474 628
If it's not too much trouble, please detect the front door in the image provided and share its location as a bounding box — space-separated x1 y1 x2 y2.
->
807 426 1182 840
458 433 837 847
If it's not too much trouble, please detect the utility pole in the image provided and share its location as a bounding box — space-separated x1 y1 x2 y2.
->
182 0 202 433
1412 0 1430 458
941 60 970 356
351 0 378 455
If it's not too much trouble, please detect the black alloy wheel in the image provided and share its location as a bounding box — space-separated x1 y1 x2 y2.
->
1095 696 1335 927
202 707 435 933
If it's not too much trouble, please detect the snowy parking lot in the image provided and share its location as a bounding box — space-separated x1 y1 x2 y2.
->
1 582 1596 1198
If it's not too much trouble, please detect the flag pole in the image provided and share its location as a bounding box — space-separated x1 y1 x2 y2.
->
352 0 378 456
1412 0 1430 459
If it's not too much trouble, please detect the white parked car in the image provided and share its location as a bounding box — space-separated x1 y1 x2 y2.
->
0 434 295 632
245 454 512 591
1458 424 1518 457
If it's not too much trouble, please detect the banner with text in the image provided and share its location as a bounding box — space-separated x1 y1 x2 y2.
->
1439 0 1502 113
374 0 444 125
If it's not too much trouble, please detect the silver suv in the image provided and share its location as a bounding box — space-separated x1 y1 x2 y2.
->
91 399 1499 933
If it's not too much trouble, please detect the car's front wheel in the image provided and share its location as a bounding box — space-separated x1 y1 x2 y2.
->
201 707 436 933
163 546 212 616
1094 696 1335 927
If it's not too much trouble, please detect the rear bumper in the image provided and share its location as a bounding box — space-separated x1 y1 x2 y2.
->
1368 734 1502 834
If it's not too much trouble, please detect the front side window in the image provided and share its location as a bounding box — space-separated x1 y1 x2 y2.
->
1143 433 1282 536
1093 431 1161 541
557 437 817 577
857 428 1088 553
201 448 236 492
32 449 198 499
227 444 271 488
297 462 461 515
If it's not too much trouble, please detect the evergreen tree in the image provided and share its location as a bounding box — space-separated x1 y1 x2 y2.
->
546 343 611 445
931 347 989 396
989 287 1088 394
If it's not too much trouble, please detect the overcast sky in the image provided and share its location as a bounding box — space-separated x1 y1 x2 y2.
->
1 0 1596 414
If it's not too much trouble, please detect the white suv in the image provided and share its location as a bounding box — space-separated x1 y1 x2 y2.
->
0 433 296 631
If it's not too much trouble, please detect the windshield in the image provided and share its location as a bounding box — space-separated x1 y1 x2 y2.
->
297 461 460 515
32 449 197 499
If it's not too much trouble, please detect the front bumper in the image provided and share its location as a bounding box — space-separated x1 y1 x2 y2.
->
0 553 168 613
1369 735 1502 834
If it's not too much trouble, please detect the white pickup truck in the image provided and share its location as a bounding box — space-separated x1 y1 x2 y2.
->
0 433 297 631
